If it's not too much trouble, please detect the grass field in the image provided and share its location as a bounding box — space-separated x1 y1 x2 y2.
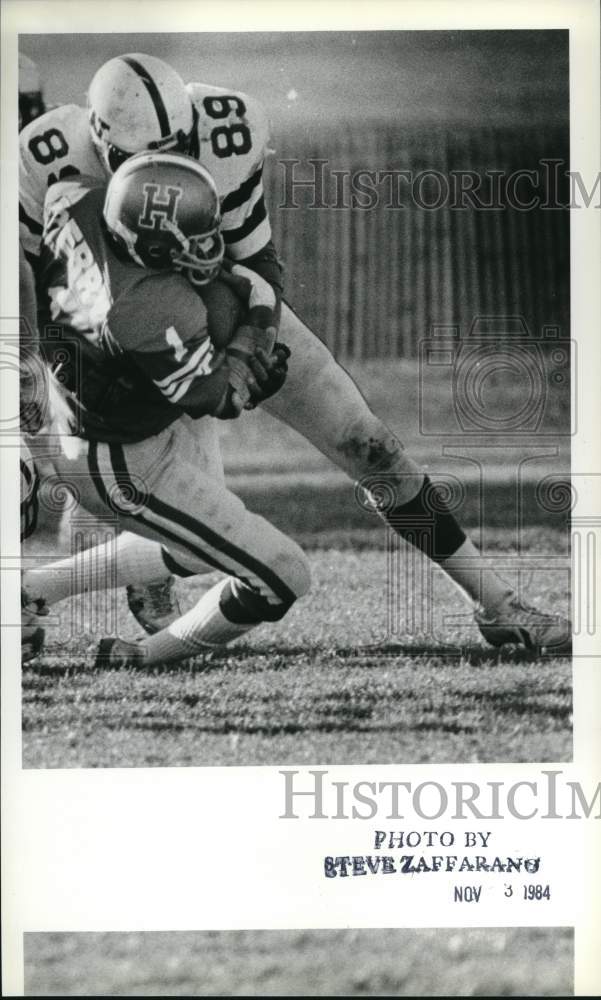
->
22 360 571 769
22 521 571 768
24 927 574 996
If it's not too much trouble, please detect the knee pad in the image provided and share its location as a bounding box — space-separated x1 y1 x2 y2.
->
221 549 311 626
220 579 292 624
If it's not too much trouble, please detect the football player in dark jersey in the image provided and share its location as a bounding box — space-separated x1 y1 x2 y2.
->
22 152 307 667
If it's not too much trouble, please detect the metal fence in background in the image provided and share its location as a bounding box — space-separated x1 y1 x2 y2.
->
264 124 570 358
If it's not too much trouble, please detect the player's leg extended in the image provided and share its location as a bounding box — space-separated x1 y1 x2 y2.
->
22 413 225 635
25 420 310 664
20 429 187 647
90 418 310 665
264 304 570 651
23 382 225 639
265 303 425 493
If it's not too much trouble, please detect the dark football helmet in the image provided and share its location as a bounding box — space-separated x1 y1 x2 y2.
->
103 151 224 285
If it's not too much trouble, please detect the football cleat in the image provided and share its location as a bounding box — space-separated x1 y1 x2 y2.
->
126 576 181 635
21 587 48 663
475 594 571 654
95 637 146 670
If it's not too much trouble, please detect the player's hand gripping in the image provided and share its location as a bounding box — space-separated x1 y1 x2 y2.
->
216 328 290 418
219 264 278 346
244 342 290 409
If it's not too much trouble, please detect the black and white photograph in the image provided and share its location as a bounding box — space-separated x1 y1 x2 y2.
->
18 28 573 768
2 1 600 997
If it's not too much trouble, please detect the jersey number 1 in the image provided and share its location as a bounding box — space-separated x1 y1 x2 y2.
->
166 326 186 363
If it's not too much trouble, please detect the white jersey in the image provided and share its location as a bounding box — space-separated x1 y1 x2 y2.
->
19 83 272 263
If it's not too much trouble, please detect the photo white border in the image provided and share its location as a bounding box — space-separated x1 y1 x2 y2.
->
2 1 599 995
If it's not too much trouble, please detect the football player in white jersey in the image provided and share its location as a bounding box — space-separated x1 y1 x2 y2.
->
19 52 570 653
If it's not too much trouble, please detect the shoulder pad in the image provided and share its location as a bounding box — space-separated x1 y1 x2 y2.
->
186 82 271 197
110 273 208 354
19 103 88 150
20 104 101 257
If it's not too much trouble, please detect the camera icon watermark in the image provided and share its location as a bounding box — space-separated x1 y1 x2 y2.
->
355 469 575 655
418 316 574 438
13 513 122 642
0 320 84 438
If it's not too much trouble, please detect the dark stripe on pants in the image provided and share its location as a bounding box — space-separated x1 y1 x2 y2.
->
87 440 241 578
110 442 295 605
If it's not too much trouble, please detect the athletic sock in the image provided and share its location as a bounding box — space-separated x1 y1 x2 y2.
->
383 474 467 560
439 537 514 612
139 577 259 664
384 475 513 612
22 532 170 606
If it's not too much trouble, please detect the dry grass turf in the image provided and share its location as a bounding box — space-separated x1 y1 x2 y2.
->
22 526 571 768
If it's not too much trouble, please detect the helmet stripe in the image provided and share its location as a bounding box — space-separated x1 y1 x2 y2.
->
120 55 171 138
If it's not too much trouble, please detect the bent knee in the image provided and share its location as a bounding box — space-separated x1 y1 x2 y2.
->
276 538 311 602
226 542 311 624
258 538 311 621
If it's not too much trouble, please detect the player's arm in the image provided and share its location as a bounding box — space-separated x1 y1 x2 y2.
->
213 92 284 329
141 336 238 418
130 328 288 419
42 175 97 251
19 105 85 268
222 172 284 330
116 278 286 419
111 286 228 417
39 176 104 330
18 111 74 264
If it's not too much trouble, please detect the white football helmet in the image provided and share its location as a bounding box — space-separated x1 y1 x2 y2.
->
87 53 195 173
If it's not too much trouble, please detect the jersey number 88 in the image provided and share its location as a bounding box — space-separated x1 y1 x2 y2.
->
203 96 252 159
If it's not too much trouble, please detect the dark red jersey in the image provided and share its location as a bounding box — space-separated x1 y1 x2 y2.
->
40 176 218 443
